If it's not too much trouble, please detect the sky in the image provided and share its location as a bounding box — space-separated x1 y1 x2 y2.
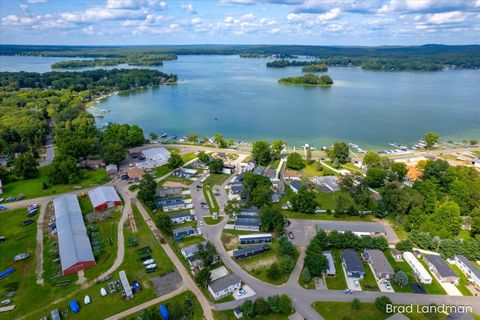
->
0 0 479 46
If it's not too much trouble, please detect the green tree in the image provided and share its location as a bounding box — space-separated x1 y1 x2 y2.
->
241 300 255 318
167 153 184 169
13 153 38 178
241 172 273 208
304 239 329 276
149 132 158 140
351 298 361 311
335 191 354 214
208 158 224 173
101 142 126 165
45 155 81 185
214 134 227 148
424 132 440 149
198 151 210 163
267 263 281 280
280 256 295 273
138 173 156 207
155 214 173 234
394 271 409 287
259 207 285 233
286 152 305 170
291 187 317 213
306 148 312 163
186 133 198 143
252 140 271 166
253 298 270 315
278 295 293 315
271 140 285 159
375 296 392 313
194 241 218 267
433 201 461 238
395 239 413 252
278 236 296 256
389 162 408 181
471 216 480 238
267 295 280 313
328 142 349 163
300 267 312 283
363 152 382 168
365 167 386 188
194 268 211 288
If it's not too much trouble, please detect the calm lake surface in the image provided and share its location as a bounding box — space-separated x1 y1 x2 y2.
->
1 55 479 148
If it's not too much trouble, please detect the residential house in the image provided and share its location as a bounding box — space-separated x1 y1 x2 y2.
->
173 168 197 179
283 169 301 181
366 249 394 279
391 249 403 261
105 164 118 175
271 193 280 203
172 226 195 241
454 255 480 288
341 249 365 279
233 245 269 260
80 159 105 169
239 233 272 245
240 207 259 216
170 212 194 224
316 221 387 237
222 164 236 174
208 274 242 300
230 183 244 195
265 169 276 180
403 252 432 284
156 197 186 211
253 166 264 175
138 147 170 169
312 175 340 192
289 180 303 193
424 254 459 284
234 215 260 231
156 187 183 197
127 167 145 181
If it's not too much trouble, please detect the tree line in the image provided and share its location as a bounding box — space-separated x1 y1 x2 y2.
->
51 53 177 69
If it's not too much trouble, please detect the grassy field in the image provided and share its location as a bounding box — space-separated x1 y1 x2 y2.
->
0 168 109 201
312 301 450 320
236 239 299 285
203 186 219 214
126 290 204 320
153 165 173 178
204 216 224 225
303 162 338 178
204 173 230 186
384 251 415 293
325 249 347 290
360 260 380 291
181 152 197 163
214 310 291 320
270 159 280 170
159 175 194 186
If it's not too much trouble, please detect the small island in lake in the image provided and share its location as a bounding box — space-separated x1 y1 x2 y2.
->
51 53 177 69
278 74 334 87
302 63 328 72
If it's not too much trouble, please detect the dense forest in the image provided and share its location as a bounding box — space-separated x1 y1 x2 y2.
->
301 64 328 72
51 54 177 69
266 60 314 68
278 74 333 86
2 44 479 70
0 68 176 185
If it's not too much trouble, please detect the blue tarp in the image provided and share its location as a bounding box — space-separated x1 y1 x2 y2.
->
0 267 15 279
69 300 80 313
159 304 169 320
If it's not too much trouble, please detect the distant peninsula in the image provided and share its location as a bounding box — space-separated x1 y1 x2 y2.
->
279 74 333 87
302 63 328 72
51 54 177 69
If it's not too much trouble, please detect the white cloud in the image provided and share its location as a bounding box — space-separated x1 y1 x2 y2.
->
2 15 34 26
20 4 29 12
27 0 47 3
191 17 201 24
181 3 197 14
224 16 235 23
241 13 255 21
106 0 141 9
427 11 465 24
316 8 341 22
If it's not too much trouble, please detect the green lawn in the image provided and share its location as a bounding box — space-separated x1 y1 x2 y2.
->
303 162 338 178
270 159 280 170
0 167 109 201
384 251 415 293
181 152 197 163
127 290 204 320
236 239 299 285
153 165 173 178
450 263 473 296
203 186 219 214
360 260 379 291
214 310 291 320
160 175 194 186
312 301 448 320
204 173 230 186
417 259 447 295
204 216 224 225
325 249 347 290
78 195 94 214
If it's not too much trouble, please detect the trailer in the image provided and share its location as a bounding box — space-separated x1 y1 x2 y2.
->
0 268 14 279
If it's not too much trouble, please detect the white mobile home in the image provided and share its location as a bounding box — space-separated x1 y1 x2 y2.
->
403 252 432 284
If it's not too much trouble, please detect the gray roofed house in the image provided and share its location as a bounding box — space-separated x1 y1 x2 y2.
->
230 183 244 195
240 207 259 216
424 254 459 284
366 249 394 279
312 175 340 192
316 221 386 236
271 193 280 203
156 187 182 196
323 251 336 276
289 180 303 193
235 215 260 231
54 194 95 275
266 169 276 180
233 244 269 260
208 274 242 300
181 241 207 259
341 249 365 279
170 212 194 224
455 255 480 288
253 166 265 175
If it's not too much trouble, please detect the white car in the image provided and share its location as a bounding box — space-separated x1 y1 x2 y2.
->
236 289 246 297
146 263 157 269
354 280 360 287
100 288 107 296
143 259 155 265
200 221 204 226
383 280 391 290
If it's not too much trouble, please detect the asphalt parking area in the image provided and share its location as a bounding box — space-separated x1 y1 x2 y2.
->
234 285 256 300
151 271 182 296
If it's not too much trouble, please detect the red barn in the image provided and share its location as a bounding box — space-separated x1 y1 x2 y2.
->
54 194 96 275
88 186 122 211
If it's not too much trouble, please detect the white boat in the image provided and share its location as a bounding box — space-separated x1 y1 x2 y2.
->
146 263 157 269
143 259 155 265
84 295 91 305
100 288 107 296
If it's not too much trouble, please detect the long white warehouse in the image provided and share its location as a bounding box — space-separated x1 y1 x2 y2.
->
403 252 432 284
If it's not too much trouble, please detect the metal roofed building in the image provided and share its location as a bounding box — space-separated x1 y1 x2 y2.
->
156 196 186 211
156 187 183 197
181 241 207 259
208 274 241 300
88 186 121 211
233 245 269 260
138 147 171 169
239 233 272 245
366 249 394 279
316 221 386 237
289 180 303 193
173 226 195 241
312 175 340 192
403 252 432 284
424 254 459 284
234 215 260 231
341 249 365 279
170 212 194 224
54 194 95 275
119 270 133 299
323 251 336 276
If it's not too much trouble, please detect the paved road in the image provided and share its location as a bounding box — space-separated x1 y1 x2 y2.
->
39 128 55 167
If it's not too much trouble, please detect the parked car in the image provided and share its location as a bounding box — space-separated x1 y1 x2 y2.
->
0 205 7 211
236 289 246 297
354 280 360 287
0 236 6 243
16 194 25 201
344 289 353 294
21 219 34 226
384 280 391 290
14 253 30 262
5 197 15 202
200 221 204 226
0 198 4 203
288 231 294 240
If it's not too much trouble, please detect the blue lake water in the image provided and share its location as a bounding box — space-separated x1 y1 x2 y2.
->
1 55 479 148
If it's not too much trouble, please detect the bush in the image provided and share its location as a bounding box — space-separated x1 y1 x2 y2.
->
394 271 409 287
375 296 392 313
395 239 413 252
253 298 270 315
351 298 361 311
267 263 281 280
300 267 312 283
